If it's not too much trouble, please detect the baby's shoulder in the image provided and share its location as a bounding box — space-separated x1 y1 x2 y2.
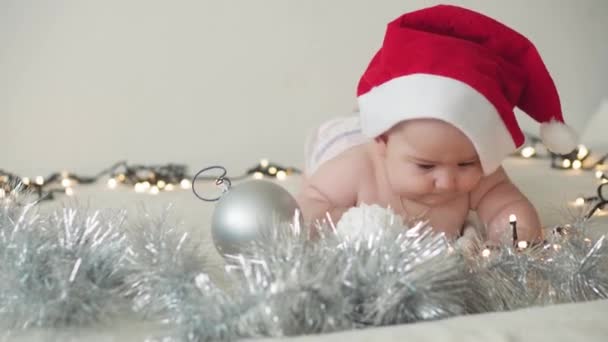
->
337 143 373 163
469 166 513 208
474 167 510 190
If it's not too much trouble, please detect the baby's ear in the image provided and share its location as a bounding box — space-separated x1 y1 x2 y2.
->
374 134 388 156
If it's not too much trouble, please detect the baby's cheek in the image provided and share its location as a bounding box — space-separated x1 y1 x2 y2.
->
459 173 482 192
387 164 433 194
402 175 434 194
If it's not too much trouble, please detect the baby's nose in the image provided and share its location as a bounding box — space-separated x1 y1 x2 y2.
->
434 170 456 191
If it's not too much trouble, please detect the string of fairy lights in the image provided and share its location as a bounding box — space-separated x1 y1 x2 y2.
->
0 160 301 202
515 134 608 171
513 134 608 219
1 134 606 217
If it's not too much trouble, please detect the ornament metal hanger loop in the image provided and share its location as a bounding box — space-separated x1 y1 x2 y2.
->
192 165 232 202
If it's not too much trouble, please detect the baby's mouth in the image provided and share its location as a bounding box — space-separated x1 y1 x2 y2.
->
423 193 458 203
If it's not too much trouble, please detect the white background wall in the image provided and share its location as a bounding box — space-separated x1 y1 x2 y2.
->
2 0 607 177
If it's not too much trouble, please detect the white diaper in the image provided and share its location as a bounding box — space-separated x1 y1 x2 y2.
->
305 116 371 176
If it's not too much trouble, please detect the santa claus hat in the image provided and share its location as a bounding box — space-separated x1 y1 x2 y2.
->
357 4 577 174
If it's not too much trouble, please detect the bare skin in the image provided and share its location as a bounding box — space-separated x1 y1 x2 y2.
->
297 119 543 244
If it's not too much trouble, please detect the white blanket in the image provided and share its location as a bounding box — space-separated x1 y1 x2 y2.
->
252 299 608 342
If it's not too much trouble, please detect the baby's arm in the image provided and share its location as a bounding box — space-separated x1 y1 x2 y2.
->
470 167 542 244
296 151 366 225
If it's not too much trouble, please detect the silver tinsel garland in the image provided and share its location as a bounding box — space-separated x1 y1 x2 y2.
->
469 213 608 311
1 187 608 340
542 227 608 302
335 221 471 326
472 242 550 311
123 206 210 322
224 216 352 338
0 187 131 329
217 207 475 339
122 206 236 342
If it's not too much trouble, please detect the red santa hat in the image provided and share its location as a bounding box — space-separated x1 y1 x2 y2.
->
357 4 577 174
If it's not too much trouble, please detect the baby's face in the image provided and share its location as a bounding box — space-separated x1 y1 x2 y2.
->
377 119 483 206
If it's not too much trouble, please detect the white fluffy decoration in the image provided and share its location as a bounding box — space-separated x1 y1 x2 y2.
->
336 204 483 255
540 121 578 154
336 204 403 239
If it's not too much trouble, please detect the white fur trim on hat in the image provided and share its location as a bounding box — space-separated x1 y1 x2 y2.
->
357 73 516 175
539 121 578 155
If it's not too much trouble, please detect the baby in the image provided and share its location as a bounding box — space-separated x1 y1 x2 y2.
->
297 5 578 244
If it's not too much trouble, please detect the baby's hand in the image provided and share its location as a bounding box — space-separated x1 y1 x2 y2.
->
485 199 543 244
471 167 542 244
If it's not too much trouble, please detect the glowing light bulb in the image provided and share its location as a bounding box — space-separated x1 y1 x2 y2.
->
268 167 277 175
509 214 517 223
107 178 118 189
165 184 175 191
61 178 72 187
117 174 126 182
276 170 287 180
572 160 582 170
577 145 589 159
35 176 44 185
65 187 74 196
553 244 561 251
596 171 604 179
22 177 30 185
253 172 264 180
562 159 571 168
517 241 529 249
574 197 585 206
157 180 166 189
180 179 191 189
481 248 491 258
134 183 146 193
520 146 536 158
260 159 269 168
149 186 160 195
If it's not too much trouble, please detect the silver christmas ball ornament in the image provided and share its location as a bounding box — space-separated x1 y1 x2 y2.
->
210 180 301 256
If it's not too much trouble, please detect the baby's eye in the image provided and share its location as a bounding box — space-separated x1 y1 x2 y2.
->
458 161 477 167
416 163 435 170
